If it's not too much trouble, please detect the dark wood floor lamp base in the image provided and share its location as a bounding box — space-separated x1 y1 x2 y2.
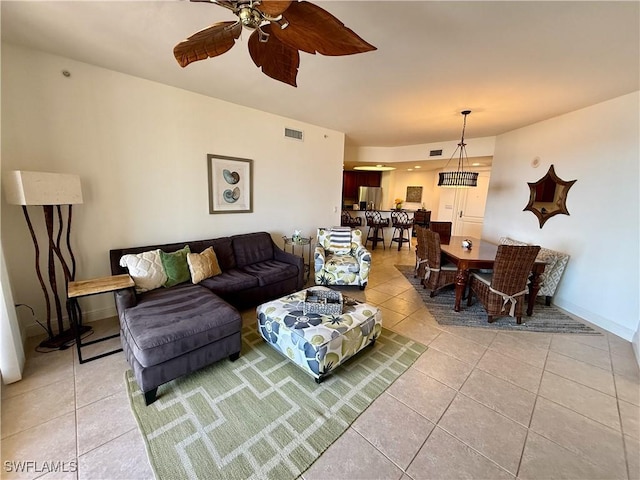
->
22 205 91 349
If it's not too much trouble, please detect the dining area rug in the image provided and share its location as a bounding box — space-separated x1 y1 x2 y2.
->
396 264 600 334
126 326 426 480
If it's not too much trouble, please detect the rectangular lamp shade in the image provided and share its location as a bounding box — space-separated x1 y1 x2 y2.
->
3 171 83 205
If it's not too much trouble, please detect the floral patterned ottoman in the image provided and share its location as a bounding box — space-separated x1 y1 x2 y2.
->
256 287 382 382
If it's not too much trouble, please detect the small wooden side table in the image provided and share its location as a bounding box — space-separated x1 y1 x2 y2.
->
67 274 134 364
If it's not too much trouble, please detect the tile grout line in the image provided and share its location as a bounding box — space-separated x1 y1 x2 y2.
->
528 396 630 475
392 354 518 478
72 343 81 479
350 422 427 478
609 333 633 480
431 423 517 478
543 363 617 398
514 330 552 478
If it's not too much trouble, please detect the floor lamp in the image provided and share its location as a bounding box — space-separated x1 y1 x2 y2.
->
4 171 91 348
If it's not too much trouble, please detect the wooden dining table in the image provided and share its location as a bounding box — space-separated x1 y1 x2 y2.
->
440 236 546 315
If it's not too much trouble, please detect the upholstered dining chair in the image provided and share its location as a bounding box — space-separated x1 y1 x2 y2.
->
429 221 452 245
389 210 413 250
364 210 389 250
423 229 458 297
467 244 541 324
341 210 362 228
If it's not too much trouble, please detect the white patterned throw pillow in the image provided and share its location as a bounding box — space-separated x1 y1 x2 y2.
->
119 249 167 293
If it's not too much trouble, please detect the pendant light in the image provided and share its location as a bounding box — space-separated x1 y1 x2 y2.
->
438 110 479 188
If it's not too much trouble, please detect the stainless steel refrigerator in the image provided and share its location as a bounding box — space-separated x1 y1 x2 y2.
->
358 186 383 210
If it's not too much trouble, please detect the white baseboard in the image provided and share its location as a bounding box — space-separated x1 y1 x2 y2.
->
24 305 118 338
553 296 635 341
633 329 640 369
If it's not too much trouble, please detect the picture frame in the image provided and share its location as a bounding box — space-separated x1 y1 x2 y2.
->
207 154 253 214
406 186 423 203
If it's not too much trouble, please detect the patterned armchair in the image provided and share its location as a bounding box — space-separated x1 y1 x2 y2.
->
500 237 570 305
314 228 371 289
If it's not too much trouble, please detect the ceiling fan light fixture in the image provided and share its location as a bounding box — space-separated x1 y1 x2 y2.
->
437 110 479 188
238 6 262 29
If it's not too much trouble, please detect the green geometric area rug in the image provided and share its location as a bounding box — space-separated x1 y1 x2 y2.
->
126 326 426 480
396 264 601 335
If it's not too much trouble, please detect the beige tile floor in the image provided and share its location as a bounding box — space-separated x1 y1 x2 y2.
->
2 242 639 479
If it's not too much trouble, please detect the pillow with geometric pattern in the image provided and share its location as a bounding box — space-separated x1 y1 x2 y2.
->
119 249 167 293
187 247 222 284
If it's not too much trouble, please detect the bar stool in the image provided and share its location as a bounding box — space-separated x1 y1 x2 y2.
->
341 210 362 228
364 210 389 250
389 211 413 250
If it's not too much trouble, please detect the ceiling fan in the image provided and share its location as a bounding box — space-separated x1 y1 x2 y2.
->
174 0 376 87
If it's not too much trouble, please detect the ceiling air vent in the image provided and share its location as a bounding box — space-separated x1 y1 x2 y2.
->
284 127 304 141
429 149 443 157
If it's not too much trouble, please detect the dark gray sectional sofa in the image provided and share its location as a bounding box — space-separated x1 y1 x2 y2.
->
109 232 304 405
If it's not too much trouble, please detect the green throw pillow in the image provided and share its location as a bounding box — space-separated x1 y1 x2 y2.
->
160 245 191 287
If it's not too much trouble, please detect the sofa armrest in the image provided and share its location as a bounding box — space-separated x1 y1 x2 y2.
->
314 246 326 269
354 245 372 281
274 246 301 266
313 246 327 282
113 287 136 313
273 246 304 290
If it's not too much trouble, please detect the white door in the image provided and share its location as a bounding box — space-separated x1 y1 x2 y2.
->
453 170 490 237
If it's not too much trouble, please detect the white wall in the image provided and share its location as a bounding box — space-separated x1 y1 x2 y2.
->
0 244 25 384
381 169 438 212
483 92 640 345
1 43 345 334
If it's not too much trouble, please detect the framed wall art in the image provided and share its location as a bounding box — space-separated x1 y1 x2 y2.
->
406 186 423 203
207 154 253 214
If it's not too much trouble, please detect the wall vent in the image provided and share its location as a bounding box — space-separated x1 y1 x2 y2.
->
429 149 443 157
284 127 304 141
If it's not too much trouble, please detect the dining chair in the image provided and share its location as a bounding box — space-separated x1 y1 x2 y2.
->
414 225 429 279
389 210 413 250
364 210 389 250
412 209 431 237
423 229 458 297
341 210 362 228
429 221 452 245
467 244 541 324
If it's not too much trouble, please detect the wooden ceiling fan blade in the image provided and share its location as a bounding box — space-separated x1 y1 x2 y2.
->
256 1 292 17
248 26 300 87
271 1 376 56
174 21 242 67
